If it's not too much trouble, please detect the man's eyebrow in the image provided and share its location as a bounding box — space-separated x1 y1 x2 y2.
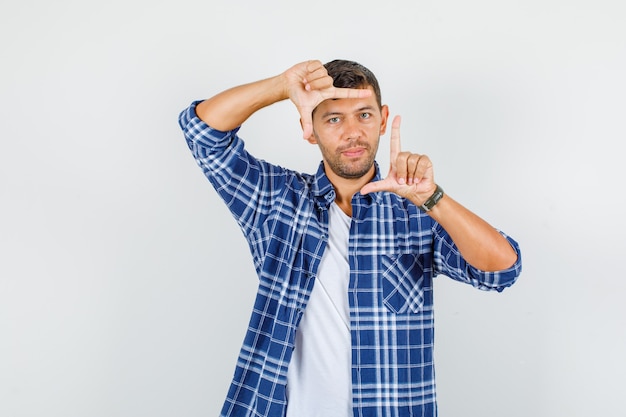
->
320 111 343 119
320 106 376 119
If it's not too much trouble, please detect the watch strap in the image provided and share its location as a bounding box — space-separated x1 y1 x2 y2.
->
419 184 444 212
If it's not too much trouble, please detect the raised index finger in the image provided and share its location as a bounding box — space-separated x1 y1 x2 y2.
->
389 115 402 170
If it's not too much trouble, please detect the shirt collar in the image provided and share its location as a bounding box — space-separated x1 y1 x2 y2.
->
312 161 385 209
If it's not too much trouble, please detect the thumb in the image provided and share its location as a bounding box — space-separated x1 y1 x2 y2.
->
360 179 388 195
301 122 313 140
299 108 314 139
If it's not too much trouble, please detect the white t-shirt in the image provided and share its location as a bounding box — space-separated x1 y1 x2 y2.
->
286 202 352 417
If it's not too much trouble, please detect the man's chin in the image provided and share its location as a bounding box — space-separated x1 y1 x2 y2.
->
335 164 375 180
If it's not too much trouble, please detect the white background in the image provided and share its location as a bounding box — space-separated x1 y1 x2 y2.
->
1 1 625 416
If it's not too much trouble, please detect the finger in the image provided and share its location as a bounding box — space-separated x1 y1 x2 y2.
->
305 75 335 92
395 152 411 185
360 179 387 195
305 59 324 74
301 60 327 91
389 115 402 161
389 116 402 181
300 108 314 139
413 155 432 183
323 86 372 100
406 154 422 185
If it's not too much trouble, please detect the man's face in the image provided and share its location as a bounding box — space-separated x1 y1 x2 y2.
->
309 88 389 181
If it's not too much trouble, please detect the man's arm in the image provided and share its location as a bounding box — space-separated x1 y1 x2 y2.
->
361 116 518 272
425 194 518 272
195 60 372 138
194 75 286 132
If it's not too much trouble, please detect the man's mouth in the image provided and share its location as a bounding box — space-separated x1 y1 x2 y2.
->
342 147 366 158
339 142 369 158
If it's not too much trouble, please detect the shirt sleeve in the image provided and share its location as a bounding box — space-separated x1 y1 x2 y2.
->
432 223 522 292
178 101 289 237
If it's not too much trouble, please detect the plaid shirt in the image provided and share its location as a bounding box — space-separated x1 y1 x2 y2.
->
179 101 522 417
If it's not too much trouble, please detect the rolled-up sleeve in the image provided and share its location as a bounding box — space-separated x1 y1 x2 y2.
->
433 224 522 292
178 100 241 155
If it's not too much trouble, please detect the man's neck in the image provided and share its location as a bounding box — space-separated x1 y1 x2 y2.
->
326 165 376 217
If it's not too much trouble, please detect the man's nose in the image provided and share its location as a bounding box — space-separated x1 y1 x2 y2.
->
342 116 361 140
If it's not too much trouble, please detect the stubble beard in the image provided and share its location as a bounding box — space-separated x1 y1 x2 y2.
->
321 140 378 180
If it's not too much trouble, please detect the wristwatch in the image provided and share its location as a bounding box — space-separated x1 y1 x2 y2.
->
419 184 444 212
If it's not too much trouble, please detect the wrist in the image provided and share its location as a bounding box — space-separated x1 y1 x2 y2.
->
418 184 444 212
276 72 291 102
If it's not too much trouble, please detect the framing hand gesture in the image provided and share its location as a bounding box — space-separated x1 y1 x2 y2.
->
361 116 437 204
194 60 370 137
285 60 372 139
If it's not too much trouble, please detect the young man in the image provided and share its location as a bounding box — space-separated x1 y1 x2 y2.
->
178 59 522 417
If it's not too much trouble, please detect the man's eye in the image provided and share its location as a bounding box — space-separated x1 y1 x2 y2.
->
329 117 340 124
360 113 371 119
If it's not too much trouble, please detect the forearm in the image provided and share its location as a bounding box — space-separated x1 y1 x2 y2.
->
195 74 288 131
426 194 518 272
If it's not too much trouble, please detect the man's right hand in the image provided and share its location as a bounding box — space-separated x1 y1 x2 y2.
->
195 60 370 137
282 60 372 139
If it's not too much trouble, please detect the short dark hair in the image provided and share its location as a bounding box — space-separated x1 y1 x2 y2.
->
324 59 382 108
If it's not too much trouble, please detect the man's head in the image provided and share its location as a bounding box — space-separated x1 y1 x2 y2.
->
323 59 382 109
308 60 389 184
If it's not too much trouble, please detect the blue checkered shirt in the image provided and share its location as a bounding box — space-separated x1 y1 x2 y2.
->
179 101 522 417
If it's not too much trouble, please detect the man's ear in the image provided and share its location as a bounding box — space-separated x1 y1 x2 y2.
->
305 133 318 144
379 105 390 135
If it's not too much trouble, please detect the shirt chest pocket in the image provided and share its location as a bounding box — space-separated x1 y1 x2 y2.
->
381 253 426 314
